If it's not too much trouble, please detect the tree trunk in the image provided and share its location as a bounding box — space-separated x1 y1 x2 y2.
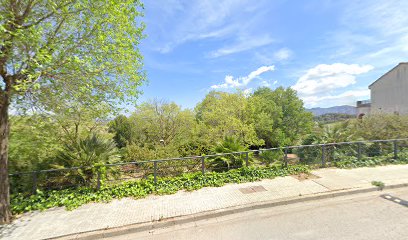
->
0 93 11 224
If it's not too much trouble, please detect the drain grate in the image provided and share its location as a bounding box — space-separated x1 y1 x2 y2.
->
239 185 267 194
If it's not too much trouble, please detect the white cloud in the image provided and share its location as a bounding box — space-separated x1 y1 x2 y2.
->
260 80 278 87
303 90 370 107
208 35 274 58
273 48 293 61
292 63 374 107
148 0 270 54
211 65 275 89
260 80 270 87
326 0 408 67
254 47 294 65
243 88 253 97
292 63 374 96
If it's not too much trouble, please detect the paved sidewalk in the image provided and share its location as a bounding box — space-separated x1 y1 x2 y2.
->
1 165 408 240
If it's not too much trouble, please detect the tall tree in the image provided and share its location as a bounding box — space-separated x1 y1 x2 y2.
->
109 115 134 148
0 0 145 223
129 100 195 148
195 91 263 147
251 87 313 147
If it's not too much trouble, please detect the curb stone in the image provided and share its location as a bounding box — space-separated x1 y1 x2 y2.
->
52 182 408 240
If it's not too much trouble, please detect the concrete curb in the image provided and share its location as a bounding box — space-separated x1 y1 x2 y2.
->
53 183 408 240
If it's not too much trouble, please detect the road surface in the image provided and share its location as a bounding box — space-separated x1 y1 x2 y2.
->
110 188 408 240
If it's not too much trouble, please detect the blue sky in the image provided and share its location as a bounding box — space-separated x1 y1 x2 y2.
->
135 0 408 109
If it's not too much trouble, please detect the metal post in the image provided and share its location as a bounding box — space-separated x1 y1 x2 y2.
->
321 145 326 167
96 170 101 190
357 142 362 160
394 140 398 159
284 148 288 167
201 156 205 174
229 154 233 170
245 152 249 167
32 171 38 194
153 161 157 183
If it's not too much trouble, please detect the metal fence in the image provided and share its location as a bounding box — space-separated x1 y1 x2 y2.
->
9 138 408 194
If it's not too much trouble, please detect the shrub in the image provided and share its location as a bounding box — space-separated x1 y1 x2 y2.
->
210 137 247 171
259 149 283 166
334 153 408 169
47 134 120 188
11 165 310 214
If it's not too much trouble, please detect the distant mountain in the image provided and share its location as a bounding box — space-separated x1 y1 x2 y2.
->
307 105 356 116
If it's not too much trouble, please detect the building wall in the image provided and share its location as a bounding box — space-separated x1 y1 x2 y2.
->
357 106 371 116
370 63 408 115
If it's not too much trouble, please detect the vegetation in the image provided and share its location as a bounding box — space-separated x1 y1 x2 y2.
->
334 153 408 169
0 0 145 223
314 113 355 124
250 87 314 147
1 1 408 225
11 165 309 214
210 137 248 171
371 181 385 190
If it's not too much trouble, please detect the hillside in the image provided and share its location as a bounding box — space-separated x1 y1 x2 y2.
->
307 105 356 116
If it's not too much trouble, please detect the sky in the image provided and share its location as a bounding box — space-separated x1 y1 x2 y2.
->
135 0 408 110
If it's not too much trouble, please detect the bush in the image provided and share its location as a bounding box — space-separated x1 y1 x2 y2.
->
210 137 247 171
11 165 310 214
334 153 408 169
47 134 120 188
259 149 283 166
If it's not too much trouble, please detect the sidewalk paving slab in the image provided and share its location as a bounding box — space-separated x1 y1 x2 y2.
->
1 164 408 240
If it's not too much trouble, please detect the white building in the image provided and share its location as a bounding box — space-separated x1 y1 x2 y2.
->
357 62 408 116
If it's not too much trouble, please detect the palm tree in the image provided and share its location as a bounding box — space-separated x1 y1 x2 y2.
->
211 137 247 171
50 134 120 187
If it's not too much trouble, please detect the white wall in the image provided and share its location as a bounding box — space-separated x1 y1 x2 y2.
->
370 63 408 115
357 106 371 116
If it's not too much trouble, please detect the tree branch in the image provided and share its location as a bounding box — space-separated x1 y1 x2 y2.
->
20 1 76 29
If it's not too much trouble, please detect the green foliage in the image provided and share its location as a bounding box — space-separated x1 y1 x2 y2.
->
371 181 385 190
296 134 322 164
259 149 284 166
55 134 119 167
8 115 62 173
129 100 195 147
115 100 198 161
314 113 355 124
49 134 120 187
195 91 263 147
1 1 146 111
211 137 248 171
124 144 180 162
108 115 134 148
350 114 408 140
334 153 408 169
10 165 309 214
297 120 357 164
250 87 313 147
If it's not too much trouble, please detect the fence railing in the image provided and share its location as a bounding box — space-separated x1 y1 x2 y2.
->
9 138 408 194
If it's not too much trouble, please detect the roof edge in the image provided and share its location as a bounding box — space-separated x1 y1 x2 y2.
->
369 62 408 89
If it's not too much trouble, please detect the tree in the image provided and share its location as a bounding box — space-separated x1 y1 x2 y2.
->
211 136 247 171
9 115 62 173
249 89 281 147
0 1 145 223
52 134 120 187
109 115 134 148
195 91 263 147
314 113 355 124
350 114 408 140
250 87 313 147
128 100 195 149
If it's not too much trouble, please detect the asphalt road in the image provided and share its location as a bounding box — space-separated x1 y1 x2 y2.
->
111 188 408 240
